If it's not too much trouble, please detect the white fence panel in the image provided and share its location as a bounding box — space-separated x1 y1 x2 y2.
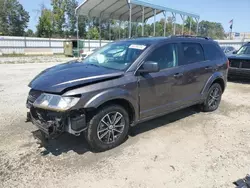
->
26 40 50 47
216 39 250 50
1 35 250 55
51 41 64 47
52 48 64 54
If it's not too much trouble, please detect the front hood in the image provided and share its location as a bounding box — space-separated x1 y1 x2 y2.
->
227 54 250 60
29 61 124 93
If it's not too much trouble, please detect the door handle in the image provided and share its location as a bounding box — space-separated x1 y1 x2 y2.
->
174 73 183 78
205 66 218 71
205 66 212 70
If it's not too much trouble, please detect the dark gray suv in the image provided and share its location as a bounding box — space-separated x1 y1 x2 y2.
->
26 36 228 151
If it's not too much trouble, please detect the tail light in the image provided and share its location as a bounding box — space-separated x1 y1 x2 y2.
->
226 59 230 68
80 50 83 54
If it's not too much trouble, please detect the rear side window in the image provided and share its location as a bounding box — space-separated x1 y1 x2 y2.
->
203 43 223 60
181 43 205 65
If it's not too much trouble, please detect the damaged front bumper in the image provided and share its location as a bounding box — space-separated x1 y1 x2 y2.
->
27 106 87 138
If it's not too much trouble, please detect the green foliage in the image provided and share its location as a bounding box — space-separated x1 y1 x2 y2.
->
87 27 99 40
0 0 29 36
36 9 53 38
35 0 88 39
65 0 78 37
25 29 35 37
199 21 226 39
184 17 197 35
51 0 66 37
78 15 87 38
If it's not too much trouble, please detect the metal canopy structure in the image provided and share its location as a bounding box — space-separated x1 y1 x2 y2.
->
75 0 200 52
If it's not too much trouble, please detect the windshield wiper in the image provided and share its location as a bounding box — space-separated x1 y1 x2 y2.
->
86 63 121 71
86 63 101 68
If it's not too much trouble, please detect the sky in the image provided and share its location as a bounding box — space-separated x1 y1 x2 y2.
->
19 0 250 33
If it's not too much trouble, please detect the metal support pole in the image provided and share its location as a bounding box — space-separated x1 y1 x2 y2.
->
109 20 111 41
142 6 144 36
189 18 192 35
135 23 138 37
24 36 27 47
196 19 199 35
164 11 167 37
153 9 156 36
173 22 176 35
99 18 102 47
119 21 121 39
181 15 185 35
129 3 132 38
88 18 90 51
76 15 79 57
172 13 176 35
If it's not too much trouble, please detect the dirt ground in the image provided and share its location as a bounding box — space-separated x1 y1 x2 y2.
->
0 57 250 188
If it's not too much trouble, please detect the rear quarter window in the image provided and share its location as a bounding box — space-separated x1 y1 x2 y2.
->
203 43 223 61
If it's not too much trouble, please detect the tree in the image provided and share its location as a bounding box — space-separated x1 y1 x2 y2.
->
0 0 29 36
65 0 78 37
199 21 226 39
184 17 197 34
51 0 66 37
25 29 35 37
36 9 53 38
78 15 87 38
87 27 99 39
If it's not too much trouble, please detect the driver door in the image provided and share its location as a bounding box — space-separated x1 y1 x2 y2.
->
138 43 181 120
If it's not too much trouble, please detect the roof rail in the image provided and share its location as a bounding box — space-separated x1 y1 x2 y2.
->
130 36 155 38
171 35 212 40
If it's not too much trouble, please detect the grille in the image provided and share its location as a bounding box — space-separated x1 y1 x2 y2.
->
229 59 250 69
229 59 240 68
242 61 250 69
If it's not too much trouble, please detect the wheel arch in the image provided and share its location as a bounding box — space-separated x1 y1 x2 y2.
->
84 89 138 125
97 99 136 125
211 78 225 93
202 73 226 95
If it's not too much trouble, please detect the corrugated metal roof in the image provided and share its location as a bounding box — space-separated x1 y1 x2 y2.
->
76 0 200 22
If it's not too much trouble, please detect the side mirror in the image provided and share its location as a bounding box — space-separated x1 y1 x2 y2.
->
138 61 160 73
232 50 237 54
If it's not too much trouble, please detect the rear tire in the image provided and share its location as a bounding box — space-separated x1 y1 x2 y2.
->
201 83 222 112
85 105 129 152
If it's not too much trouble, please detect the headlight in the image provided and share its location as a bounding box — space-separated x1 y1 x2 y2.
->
33 93 80 111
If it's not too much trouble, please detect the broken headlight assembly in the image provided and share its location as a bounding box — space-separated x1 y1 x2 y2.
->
33 93 80 111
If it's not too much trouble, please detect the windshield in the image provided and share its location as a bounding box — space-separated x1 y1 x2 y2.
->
82 42 149 70
237 45 250 55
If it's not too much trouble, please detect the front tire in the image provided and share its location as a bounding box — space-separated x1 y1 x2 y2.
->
85 105 129 152
202 83 222 112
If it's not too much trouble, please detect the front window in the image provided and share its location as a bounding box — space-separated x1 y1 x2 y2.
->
237 45 250 55
82 42 149 70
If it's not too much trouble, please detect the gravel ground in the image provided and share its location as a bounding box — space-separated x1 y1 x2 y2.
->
0 55 76 64
0 57 250 188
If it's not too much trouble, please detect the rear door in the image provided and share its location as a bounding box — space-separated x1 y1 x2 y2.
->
172 42 207 105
